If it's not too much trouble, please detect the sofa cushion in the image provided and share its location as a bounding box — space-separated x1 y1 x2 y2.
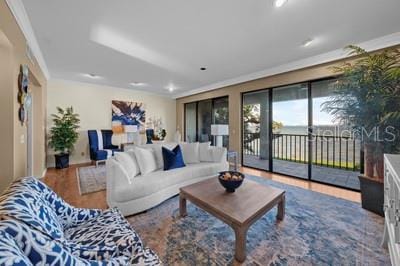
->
180 142 200 163
199 142 214 162
114 162 225 202
64 208 143 259
115 152 140 180
134 147 158 175
162 145 186 171
212 147 227 163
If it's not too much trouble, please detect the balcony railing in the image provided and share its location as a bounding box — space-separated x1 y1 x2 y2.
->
243 133 361 171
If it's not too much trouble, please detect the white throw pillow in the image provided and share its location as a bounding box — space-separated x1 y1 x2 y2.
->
199 142 214 162
138 143 178 169
134 147 158 175
126 151 141 175
115 152 140 179
180 142 200 164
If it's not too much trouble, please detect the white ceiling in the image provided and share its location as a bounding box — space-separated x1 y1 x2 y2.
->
20 0 400 98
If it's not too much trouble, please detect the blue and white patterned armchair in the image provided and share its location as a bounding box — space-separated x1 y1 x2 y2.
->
0 177 160 265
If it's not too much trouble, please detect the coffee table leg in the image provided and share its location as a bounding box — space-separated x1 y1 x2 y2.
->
233 226 248 262
179 193 187 217
277 194 285 220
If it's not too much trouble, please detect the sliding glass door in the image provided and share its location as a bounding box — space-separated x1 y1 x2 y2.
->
185 102 197 143
184 96 229 147
242 90 270 171
213 97 229 147
241 78 362 190
197 100 212 143
311 79 361 189
272 83 309 179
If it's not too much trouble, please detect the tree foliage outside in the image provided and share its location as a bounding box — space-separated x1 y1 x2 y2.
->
49 106 80 154
243 104 284 153
322 45 400 179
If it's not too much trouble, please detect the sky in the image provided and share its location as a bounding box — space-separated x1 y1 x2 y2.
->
273 97 337 126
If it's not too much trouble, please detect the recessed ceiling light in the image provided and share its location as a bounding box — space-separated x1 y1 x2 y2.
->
274 0 288 8
200 67 207 71
166 85 177 92
302 38 314 47
83 73 101 79
130 82 146 86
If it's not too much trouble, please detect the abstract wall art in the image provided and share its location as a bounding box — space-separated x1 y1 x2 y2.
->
111 100 146 131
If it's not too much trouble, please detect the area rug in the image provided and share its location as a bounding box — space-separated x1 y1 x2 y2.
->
127 175 389 265
76 165 106 195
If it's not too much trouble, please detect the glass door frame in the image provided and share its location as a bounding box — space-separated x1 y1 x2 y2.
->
241 76 361 192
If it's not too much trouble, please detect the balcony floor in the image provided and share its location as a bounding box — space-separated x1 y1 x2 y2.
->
243 154 360 190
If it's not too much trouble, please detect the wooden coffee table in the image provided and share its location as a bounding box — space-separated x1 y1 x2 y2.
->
179 177 285 262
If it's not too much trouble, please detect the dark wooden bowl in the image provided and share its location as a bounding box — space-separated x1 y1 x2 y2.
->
218 171 245 193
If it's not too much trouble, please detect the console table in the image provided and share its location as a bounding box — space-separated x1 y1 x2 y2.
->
382 154 400 266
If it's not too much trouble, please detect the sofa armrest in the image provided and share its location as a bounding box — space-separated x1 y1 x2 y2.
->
211 147 227 163
106 158 133 205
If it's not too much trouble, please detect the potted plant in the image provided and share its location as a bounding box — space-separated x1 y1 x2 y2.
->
323 46 400 216
49 106 80 169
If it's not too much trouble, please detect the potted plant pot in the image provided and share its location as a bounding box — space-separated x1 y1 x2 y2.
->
55 153 70 169
358 175 384 216
358 143 385 217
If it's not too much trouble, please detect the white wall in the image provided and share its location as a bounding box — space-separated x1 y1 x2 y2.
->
46 79 176 166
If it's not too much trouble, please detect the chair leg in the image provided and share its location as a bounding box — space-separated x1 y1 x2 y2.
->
95 161 99 167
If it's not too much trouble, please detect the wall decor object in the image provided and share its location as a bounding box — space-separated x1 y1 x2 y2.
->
17 65 29 125
112 100 146 132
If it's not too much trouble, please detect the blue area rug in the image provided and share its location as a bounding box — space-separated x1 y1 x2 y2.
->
127 175 389 265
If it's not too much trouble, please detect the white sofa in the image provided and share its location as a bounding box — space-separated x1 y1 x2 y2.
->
106 142 229 216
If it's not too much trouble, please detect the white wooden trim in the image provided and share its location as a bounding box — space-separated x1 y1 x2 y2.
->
5 0 50 80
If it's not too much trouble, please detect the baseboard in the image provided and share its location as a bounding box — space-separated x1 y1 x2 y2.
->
42 168 47 178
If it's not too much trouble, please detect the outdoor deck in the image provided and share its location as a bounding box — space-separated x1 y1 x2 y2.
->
243 154 360 190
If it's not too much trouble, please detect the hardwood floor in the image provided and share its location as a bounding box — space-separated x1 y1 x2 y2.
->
43 163 108 209
42 164 360 210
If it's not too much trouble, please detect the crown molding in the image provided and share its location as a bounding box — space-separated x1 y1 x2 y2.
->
6 0 50 80
173 32 400 99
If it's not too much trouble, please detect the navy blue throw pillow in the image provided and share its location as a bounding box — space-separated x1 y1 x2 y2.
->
162 145 186 171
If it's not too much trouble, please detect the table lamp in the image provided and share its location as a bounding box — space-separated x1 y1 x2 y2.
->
211 124 229 147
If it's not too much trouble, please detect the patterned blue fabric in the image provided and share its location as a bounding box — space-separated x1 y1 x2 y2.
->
88 130 120 161
162 145 186 170
0 219 129 266
0 229 31 266
0 177 161 265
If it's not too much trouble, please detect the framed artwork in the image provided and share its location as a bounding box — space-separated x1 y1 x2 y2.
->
112 100 146 131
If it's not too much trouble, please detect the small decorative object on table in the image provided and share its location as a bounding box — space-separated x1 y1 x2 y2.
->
218 171 245 193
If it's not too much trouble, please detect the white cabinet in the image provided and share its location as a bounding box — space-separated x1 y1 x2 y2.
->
383 154 400 266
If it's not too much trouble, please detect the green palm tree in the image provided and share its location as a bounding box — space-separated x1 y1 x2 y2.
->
322 45 400 180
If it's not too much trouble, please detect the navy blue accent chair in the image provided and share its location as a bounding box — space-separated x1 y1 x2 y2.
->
88 130 120 166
